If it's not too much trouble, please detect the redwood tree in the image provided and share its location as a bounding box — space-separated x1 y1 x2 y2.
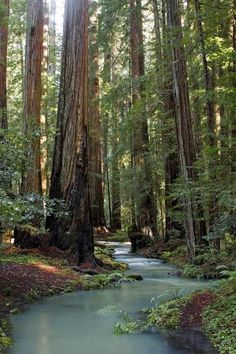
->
88 11 106 228
47 0 95 264
167 0 206 260
130 0 157 235
0 0 9 131
22 0 44 194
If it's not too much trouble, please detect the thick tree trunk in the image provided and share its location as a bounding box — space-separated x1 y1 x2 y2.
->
22 0 44 195
167 0 206 260
88 12 106 228
0 0 9 131
130 0 157 236
47 0 94 265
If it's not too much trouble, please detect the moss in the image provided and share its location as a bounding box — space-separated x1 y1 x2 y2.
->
95 246 128 271
106 230 129 243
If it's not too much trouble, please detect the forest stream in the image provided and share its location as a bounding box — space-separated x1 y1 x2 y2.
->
9 243 217 354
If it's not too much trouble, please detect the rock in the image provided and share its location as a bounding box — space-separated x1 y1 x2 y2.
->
128 230 152 253
127 274 143 281
71 266 100 276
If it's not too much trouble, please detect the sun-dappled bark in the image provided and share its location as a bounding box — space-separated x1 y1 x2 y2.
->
46 0 95 265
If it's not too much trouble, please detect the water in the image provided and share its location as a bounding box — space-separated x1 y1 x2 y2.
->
9 243 217 354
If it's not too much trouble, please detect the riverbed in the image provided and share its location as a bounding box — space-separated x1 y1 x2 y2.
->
9 243 217 354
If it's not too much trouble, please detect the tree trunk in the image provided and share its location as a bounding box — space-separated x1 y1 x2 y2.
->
102 51 112 227
130 0 157 236
22 0 44 195
46 0 94 265
167 0 206 260
0 0 9 131
194 0 220 247
88 11 106 228
111 108 121 231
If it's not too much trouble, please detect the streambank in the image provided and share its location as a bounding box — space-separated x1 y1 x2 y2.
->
129 242 236 353
0 243 127 353
7 243 218 354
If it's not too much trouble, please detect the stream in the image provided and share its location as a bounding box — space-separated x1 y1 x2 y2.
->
9 242 217 354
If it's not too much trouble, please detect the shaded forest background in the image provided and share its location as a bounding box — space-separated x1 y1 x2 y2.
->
0 0 235 263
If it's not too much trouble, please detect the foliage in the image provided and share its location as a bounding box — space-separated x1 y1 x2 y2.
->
203 294 236 354
0 320 12 353
146 298 185 330
113 313 140 335
182 248 235 279
0 190 69 229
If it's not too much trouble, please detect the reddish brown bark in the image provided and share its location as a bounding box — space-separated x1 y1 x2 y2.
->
130 0 157 236
167 0 206 260
22 0 44 195
47 0 94 265
88 13 106 228
0 0 9 131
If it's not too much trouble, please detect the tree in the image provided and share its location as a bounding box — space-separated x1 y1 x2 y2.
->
0 0 9 131
47 0 95 265
130 0 157 236
21 0 44 195
167 0 206 260
88 9 106 228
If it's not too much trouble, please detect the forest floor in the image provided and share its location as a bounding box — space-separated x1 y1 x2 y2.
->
133 240 236 354
0 242 127 353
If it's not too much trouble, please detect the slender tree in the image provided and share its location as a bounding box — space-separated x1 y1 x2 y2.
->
167 0 205 260
47 0 95 265
88 10 106 228
0 0 9 131
22 0 44 194
130 0 157 236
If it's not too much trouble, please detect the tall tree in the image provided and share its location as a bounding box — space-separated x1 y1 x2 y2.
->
22 0 44 194
194 0 220 239
47 0 95 265
0 0 9 131
167 0 205 260
130 0 157 235
88 10 106 228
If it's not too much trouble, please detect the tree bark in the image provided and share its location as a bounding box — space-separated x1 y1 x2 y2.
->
130 0 157 236
0 0 9 131
22 0 44 195
47 0 94 265
167 0 206 260
88 11 106 228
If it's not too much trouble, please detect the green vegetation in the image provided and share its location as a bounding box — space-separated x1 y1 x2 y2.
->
146 297 188 330
106 230 129 243
0 320 12 353
203 294 236 354
113 270 236 354
157 238 235 280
